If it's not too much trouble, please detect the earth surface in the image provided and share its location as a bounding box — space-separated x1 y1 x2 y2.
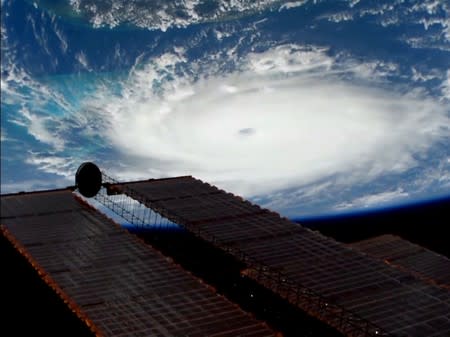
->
1 0 449 218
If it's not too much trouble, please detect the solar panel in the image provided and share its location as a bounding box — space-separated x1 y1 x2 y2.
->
0 190 275 337
350 235 450 288
114 177 450 337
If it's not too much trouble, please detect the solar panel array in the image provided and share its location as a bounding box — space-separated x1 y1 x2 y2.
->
118 177 450 337
350 235 450 289
0 190 275 337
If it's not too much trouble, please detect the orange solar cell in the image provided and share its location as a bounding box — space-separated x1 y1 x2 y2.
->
1 190 275 337
116 177 450 337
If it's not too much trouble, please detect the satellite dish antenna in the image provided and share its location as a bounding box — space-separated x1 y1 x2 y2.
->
75 162 102 198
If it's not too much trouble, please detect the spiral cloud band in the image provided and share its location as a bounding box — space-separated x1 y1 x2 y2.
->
2 39 449 216
82 45 449 210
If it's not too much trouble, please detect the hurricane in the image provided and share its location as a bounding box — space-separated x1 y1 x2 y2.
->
1 0 450 217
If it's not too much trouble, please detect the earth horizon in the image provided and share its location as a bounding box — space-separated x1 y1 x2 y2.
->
1 0 449 219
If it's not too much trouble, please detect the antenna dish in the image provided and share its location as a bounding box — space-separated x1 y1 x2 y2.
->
76 162 102 198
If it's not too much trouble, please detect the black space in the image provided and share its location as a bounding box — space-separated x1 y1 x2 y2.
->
297 196 450 258
1 196 449 335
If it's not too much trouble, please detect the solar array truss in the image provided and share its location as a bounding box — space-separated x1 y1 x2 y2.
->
0 190 275 337
350 235 450 290
96 174 450 337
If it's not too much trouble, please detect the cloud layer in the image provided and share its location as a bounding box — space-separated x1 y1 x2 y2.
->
2 1 449 216
78 45 449 201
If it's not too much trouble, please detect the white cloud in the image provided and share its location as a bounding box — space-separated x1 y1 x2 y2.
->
75 51 90 70
54 25 68 54
349 0 360 8
279 1 308 12
76 44 449 199
335 188 409 210
65 0 282 31
10 107 65 151
0 127 10 142
443 17 450 42
261 181 333 211
410 157 450 192
442 70 450 100
0 177 72 194
320 12 354 23
25 153 76 178
411 67 441 82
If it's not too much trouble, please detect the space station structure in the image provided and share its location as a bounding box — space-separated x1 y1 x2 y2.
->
1 162 449 337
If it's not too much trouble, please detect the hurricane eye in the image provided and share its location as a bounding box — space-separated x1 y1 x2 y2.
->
238 128 255 136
